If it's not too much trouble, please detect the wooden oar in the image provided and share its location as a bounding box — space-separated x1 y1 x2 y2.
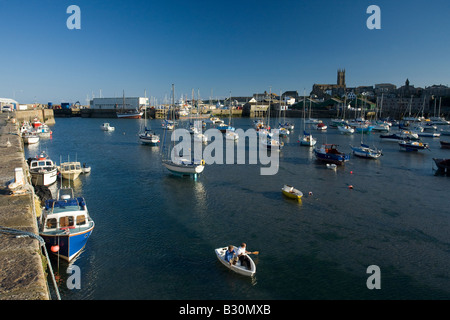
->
249 251 259 255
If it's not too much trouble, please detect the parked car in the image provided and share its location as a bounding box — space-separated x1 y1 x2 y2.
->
2 106 12 112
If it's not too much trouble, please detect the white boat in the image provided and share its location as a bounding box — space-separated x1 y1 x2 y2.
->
316 122 327 130
261 135 283 150
161 119 174 130
351 143 382 159
371 121 390 132
193 133 208 144
161 85 205 180
22 131 40 144
162 158 205 176
338 124 355 134
225 130 239 141
139 129 160 145
139 108 160 145
59 161 82 180
81 163 91 174
34 123 53 137
305 118 321 124
101 123 115 131
210 117 224 124
215 246 256 277
299 131 317 146
28 152 58 186
326 163 337 170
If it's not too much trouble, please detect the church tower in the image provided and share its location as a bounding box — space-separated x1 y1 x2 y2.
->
337 69 346 87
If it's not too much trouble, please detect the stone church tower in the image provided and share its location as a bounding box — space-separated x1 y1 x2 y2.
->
337 69 346 87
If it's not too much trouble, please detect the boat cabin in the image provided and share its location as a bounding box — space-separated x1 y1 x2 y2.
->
61 162 82 172
41 188 89 233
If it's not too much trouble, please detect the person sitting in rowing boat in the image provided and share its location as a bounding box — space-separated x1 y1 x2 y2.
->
237 243 252 270
224 245 236 266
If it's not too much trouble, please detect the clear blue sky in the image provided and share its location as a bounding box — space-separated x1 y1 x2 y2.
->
1 0 449 104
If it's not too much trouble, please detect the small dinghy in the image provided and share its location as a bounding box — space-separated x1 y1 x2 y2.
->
281 184 303 201
326 163 337 170
215 246 256 277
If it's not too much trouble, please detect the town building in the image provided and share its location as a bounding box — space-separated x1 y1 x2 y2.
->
311 69 346 98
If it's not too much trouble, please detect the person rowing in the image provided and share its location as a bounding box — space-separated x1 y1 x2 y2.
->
237 243 259 270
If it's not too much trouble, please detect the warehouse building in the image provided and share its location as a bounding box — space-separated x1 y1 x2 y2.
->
90 97 149 110
0 98 19 110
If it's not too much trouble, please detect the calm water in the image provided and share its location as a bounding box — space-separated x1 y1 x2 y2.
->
26 117 450 300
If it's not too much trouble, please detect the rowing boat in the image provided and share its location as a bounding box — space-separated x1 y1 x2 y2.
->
281 184 303 200
215 246 256 277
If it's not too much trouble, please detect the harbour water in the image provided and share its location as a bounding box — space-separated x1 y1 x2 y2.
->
26 117 450 300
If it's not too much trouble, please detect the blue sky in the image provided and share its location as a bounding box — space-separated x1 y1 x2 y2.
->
1 0 449 104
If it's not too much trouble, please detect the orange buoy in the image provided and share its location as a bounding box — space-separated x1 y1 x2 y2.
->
51 245 60 253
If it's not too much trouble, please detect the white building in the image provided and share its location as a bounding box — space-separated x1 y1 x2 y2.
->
0 98 19 109
90 97 148 110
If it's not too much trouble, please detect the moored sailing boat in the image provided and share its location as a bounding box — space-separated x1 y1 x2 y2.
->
161 84 205 180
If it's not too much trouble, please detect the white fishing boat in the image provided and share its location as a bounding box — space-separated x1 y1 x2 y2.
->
22 131 40 144
59 161 82 180
34 123 53 137
215 246 256 277
28 152 58 186
101 123 115 131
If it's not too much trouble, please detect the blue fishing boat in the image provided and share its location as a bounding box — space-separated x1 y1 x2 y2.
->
39 187 94 262
314 143 350 165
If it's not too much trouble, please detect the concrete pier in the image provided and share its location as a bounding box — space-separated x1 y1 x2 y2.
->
0 112 50 300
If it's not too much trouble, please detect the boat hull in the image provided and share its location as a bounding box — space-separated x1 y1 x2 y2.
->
314 145 350 165
433 158 450 173
30 169 58 186
281 185 303 200
163 160 204 176
116 112 143 119
41 222 94 261
398 141 429 151
215 247 256 277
